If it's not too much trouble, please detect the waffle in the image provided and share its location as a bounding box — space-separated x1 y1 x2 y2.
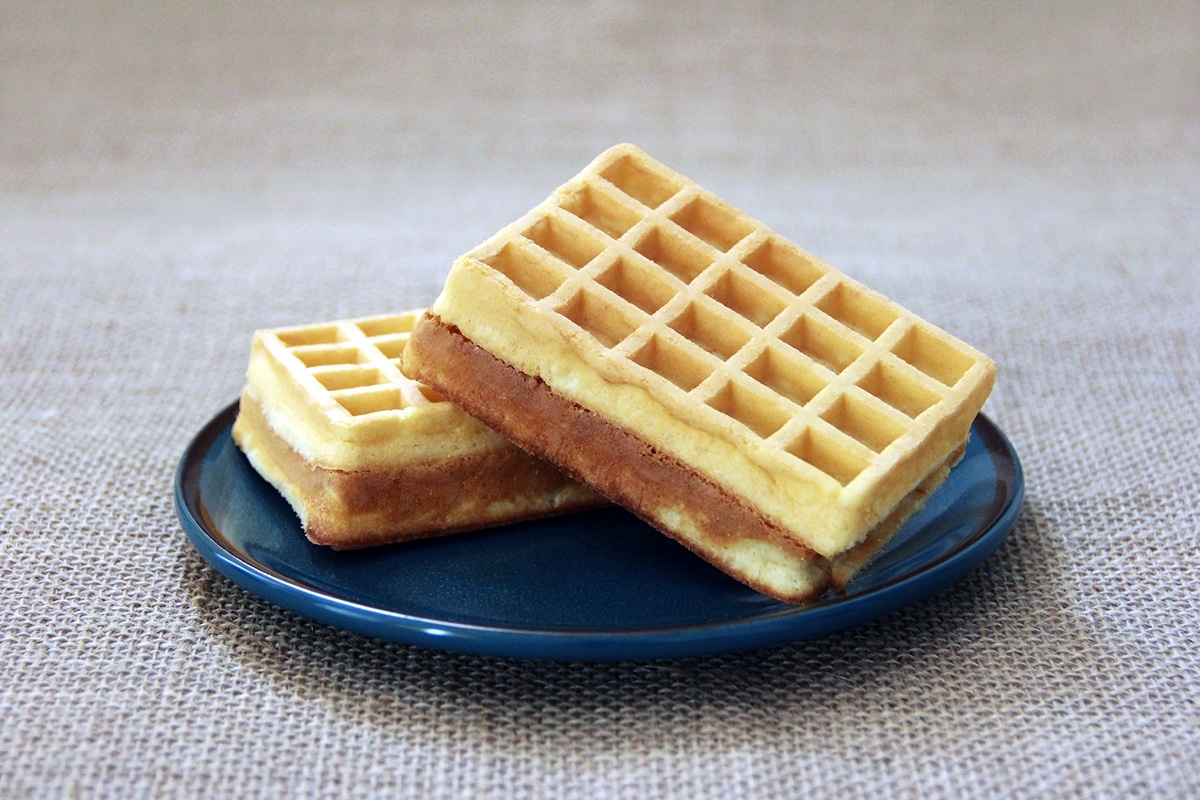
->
404 144 996 602
231 311 604 549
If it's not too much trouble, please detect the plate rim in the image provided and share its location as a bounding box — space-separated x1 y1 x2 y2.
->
175 402 1024 661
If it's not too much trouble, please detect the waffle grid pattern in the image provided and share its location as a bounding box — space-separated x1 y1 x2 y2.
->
475 147 986 489
267 312 445 420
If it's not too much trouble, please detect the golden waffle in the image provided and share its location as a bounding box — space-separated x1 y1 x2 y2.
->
404 144 995 602
232 311 604 548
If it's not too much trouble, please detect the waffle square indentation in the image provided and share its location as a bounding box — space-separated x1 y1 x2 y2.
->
595 256 675 315
601 153 683 209
816 283 898 341
523 215 606 269
780 314 863 373
892 324 976 387
705 268 787 328
670 196 755 252
744 344 828 407
857 361 941 418
742 238 827 297
706 379 793 439
371 336 407 360
785 426 870 486
668 300 752 360
482 242 568 300
314 365 386 392
635 228 712 284
558 287 638 348
631 333 713 392
820 393 906 453
291 344 363 368
334 387 405 416
560 185 642 240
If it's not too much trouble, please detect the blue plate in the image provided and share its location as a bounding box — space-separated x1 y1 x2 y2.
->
175 403 1023 661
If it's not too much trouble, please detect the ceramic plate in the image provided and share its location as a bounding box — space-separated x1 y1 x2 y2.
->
175 403 1023 661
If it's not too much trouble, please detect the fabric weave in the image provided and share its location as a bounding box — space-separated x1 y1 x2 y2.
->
2 1 1198 797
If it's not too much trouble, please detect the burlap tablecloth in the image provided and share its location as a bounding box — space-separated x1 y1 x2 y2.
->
3 1 1197 797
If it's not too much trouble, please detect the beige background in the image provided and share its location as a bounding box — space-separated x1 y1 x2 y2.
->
2 1 1198 797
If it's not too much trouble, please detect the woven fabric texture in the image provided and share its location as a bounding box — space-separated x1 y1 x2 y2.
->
2 1 1197 797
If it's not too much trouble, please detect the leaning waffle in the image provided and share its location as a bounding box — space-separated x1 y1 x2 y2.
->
404 144 996 602
231 311 603 549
